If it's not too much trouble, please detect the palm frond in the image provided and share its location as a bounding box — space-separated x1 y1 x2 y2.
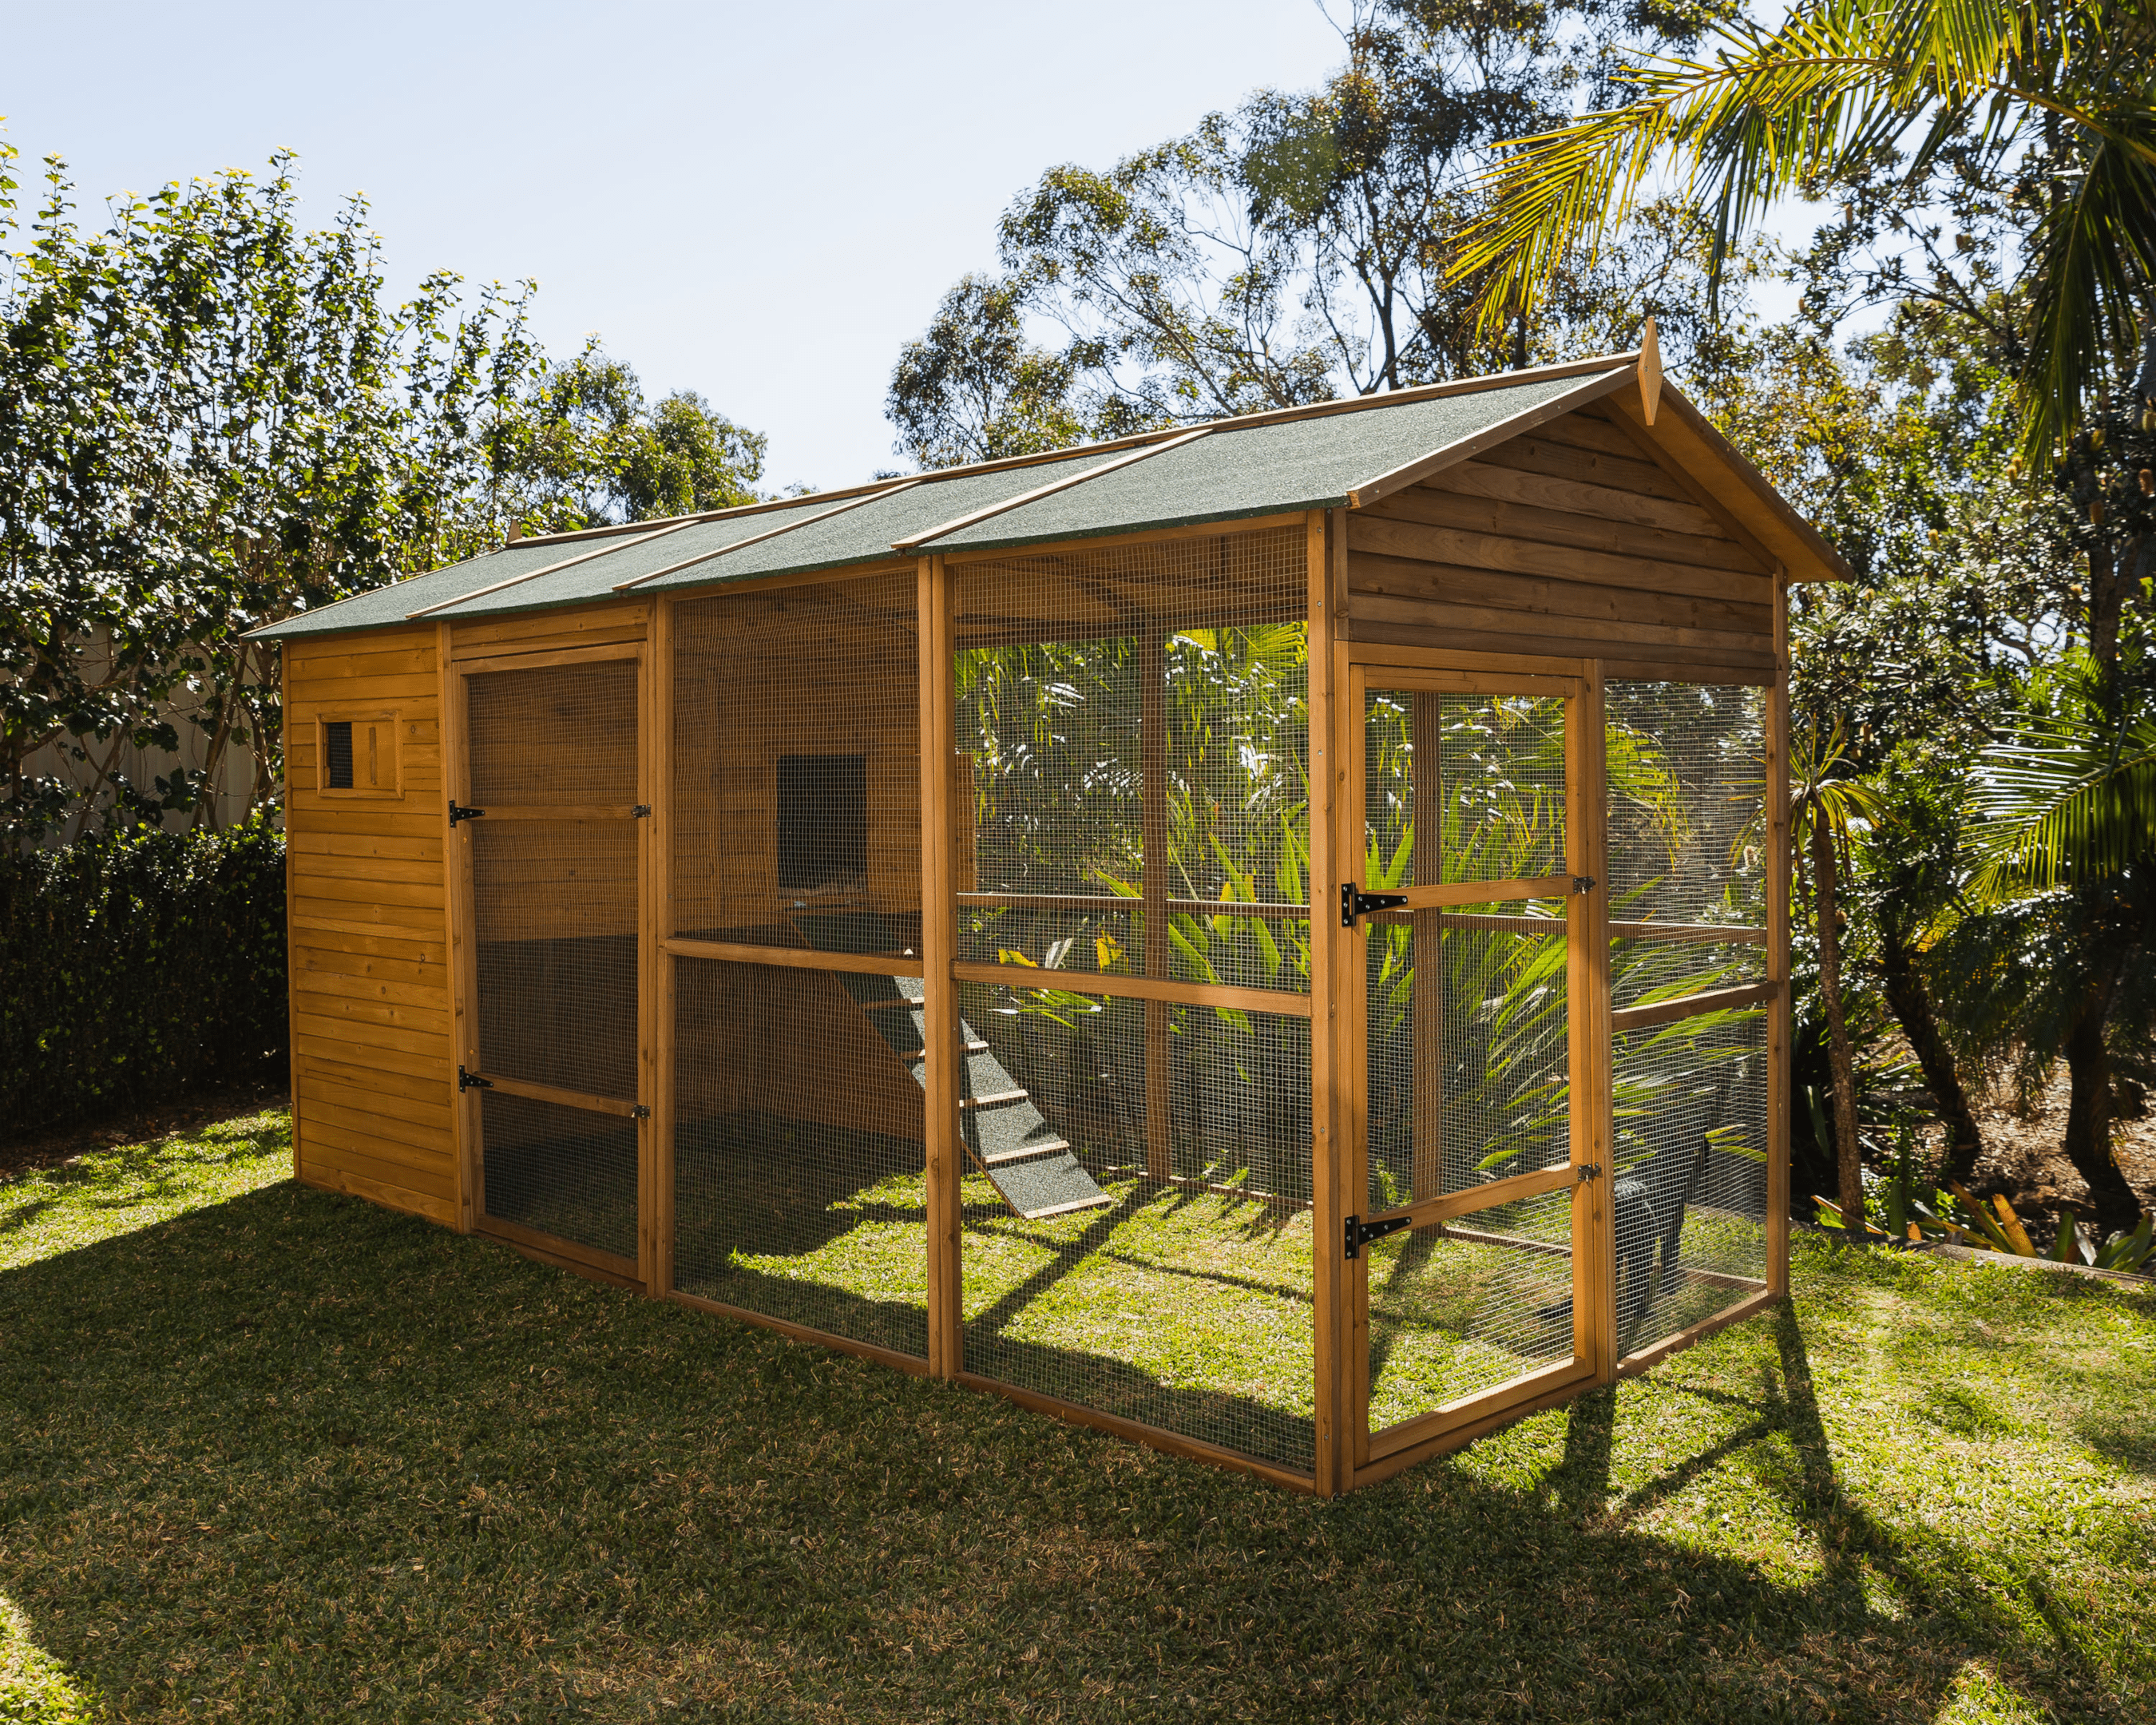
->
1967 703 2156 898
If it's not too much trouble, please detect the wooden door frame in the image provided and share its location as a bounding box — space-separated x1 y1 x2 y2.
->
448 637 652 1289
1328 644 1612 1482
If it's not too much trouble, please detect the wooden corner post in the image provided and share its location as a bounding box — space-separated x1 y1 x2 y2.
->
645 596 675 1297
1308 509 1347 1495
438 619 478 1233
919 553 965 1378
1766 574 1793 1295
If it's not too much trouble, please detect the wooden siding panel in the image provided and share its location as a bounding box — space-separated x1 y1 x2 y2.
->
285 622 457 1231
1342 412 1775 676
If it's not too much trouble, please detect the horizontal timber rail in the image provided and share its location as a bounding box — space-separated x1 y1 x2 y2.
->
473 1072 639 1119
949 961 1311 1018
1367 910 1767 946
958 890 1309 921
663 938 927 978
1369 1160 1580 1234
1610 979 1779 1032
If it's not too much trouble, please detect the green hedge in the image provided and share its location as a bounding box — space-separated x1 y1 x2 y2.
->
1 821 287 1136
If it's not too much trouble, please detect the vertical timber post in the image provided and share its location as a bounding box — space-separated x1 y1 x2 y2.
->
919 553 964 1378
646 597 676 1297
1571 663 1615 1379
439 621 478 1234
1141 629 1172 1180
1308 509 1346 1496
1766 572 1793 1295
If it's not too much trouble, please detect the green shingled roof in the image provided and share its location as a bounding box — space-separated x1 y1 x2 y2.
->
248 365 1630 640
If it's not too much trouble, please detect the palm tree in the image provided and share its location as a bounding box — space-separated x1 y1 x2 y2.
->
1966 648 2156 1234
1793 722 1888 1231
1450 0 2156 462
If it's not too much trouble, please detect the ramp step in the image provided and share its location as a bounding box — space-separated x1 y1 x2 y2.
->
979 1137 1072 1168
960 1089 1029 1111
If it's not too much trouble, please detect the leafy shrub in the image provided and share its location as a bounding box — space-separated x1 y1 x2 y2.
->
0 821 285 1135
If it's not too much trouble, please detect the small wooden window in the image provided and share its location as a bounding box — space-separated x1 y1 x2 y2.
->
776 753 866 894
318 712 402 799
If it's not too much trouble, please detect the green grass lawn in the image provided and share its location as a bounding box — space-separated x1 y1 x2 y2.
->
2 1108 2152 1723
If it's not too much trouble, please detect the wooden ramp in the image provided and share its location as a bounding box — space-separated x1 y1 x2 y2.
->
839 974 1113 1220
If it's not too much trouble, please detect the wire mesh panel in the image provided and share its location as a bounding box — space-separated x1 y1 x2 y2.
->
1605 680 1771 1359
1365 908 1571 1211
1610 1013 1770 1349
672 573 921 958
672 957 929 1358
469 660 640 807
950 526 1314 1473
953 528 1310 995
957 977 1315 1469
1363 688 1568 890
466 656 642 1266
480 1091 640 1260
1365 1183 1578 1432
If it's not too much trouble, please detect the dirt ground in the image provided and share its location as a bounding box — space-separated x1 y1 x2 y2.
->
1967 1068 2156 1226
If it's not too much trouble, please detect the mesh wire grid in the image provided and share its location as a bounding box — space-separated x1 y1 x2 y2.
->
957 976 1315 1469
668 569 929 1356
1610 1013 1770 1352
953 528 1310 994
1603 680 1771 1357
672 573 921 957
466 657 642 1257
479 1077 640 1261
1361 687 1568 890
672 958 929 1358
951 527 1315 1471
1605 681 1766 929
1365 1182 1578 1431
468 659 640 807
1364 906 1571 1213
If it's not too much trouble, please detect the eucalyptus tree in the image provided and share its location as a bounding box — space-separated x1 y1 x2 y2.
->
889 0 1742 467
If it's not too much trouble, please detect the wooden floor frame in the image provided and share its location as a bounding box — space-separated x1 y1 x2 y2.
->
413 510 1789 1496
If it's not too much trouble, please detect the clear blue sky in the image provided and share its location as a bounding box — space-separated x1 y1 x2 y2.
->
2 0 1350 493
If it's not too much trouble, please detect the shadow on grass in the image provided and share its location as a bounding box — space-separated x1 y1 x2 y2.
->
0 1180 2142 1723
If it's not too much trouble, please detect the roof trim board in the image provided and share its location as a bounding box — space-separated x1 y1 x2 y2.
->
891 425 1214 551
404 518 698 619
612 478 925 592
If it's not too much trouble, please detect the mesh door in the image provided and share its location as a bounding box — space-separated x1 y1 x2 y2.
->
1605 681 1771 1359
466 657 642 1264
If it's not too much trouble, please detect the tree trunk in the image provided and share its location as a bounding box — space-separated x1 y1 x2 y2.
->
1811 817 1866 1229
2061 950 2142 1237
1877 914 1984 1186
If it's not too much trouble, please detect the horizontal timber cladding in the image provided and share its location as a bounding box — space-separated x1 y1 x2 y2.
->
1339 406 1777 681
283 621 458 1223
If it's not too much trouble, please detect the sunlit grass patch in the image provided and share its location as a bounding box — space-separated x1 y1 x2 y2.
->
0 1108 287 1272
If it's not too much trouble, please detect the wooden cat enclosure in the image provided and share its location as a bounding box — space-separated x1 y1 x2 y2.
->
257 339 1844 1493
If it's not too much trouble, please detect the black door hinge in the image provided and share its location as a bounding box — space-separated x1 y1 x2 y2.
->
450 800 486 827
1572 875 1596 894
458 1065 493 1092
1576 1162 1601 1183
1345 1212 1413 1259
1341 882 1411 927
632 804 652 819
632 1104 651 1120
